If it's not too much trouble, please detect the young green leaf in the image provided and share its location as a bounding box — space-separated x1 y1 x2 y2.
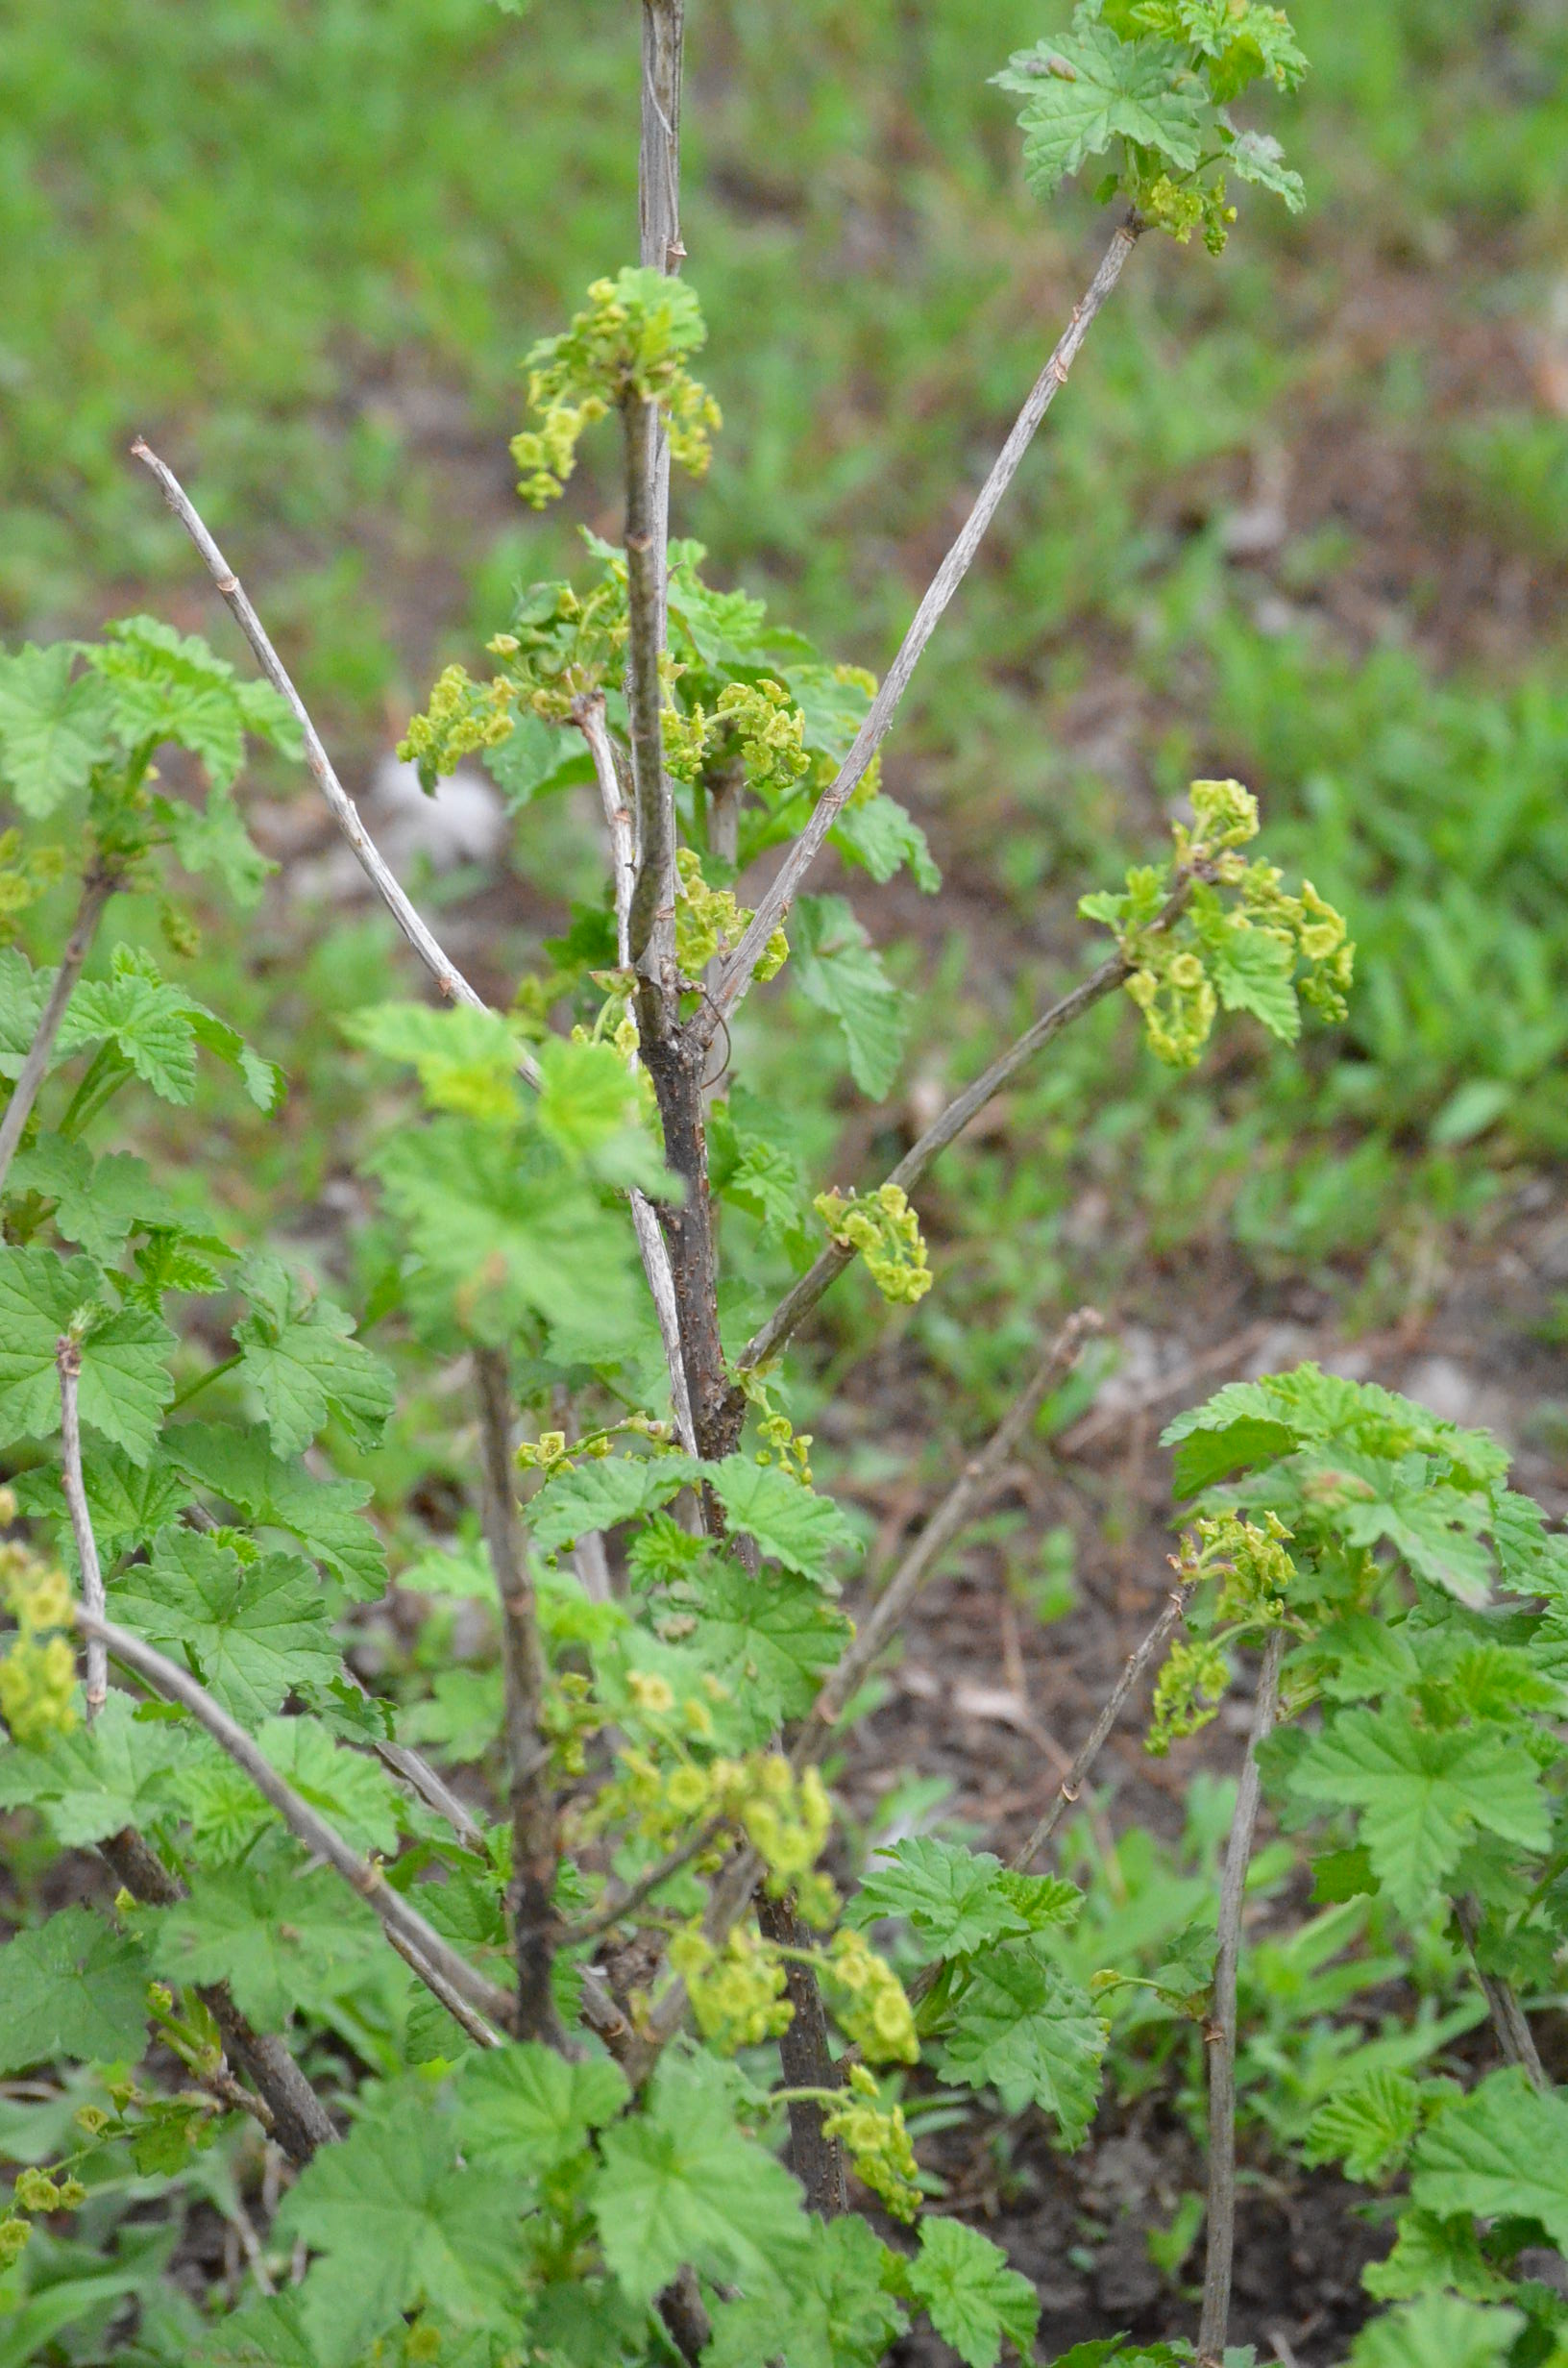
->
274 2091 525 2367
850 1836 1079 1960
992 17 1204 197
704 1454 860 1583
454 2043 629 2182
234 1253 395 1458
0 1906 151 2073
147 1862 384 2026
0 644 117 817
905 2217 1040 2368
937 1947 1108 2143
168 1421 387 1600
706 2213 907 2368
589 2047 813 2309
110 1528 341 1723
529 1453 698 1553
1287 1707 1549 1919
1346 2293 1523 2368
0 1247 174 1462
791 895 909 1100
1411 2068 1568 2253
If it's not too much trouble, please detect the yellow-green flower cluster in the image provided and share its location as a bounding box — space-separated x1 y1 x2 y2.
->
816 1183 933 1306
1237 863 1355 1023
670 1922 793 2052
0 1518 77 1747
511 267 722 509
1205 1509 1295 1624
1124 945 1218 1072
664 679 811 802
754 1408 814 1488
1 2162 88 2265
1143 172 1237 254
396 664 516 791
0 828 67 942
821 1928 919 2064
1176 776 1262 868
716 1756 833 1886
673 848 788 983
823 2066 921 2221
1147 1635 1233 1757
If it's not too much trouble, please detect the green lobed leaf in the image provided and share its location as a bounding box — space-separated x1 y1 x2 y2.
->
110 1526 341 1723
791 894 909 1099
992 17 1205 197
937 1944 1108 2143
680 1559 852 1729
0 1905 151 2072
1411 2068 1568 2252
454 2042 629 2182
274 2090 524 2368
1302 2070 1424 2182
850 1836 1080 1960
168 1421 387 1600
905 2218 1040 2368
147 1862 385 2028
0 1690 186 1848
704 1454 860 1584
0 1246 174 1462
705 2213 907 2368
0 643 117 816
1287 1706 1549 1920
234 1252 395 1458
1346 2293 1524 2368
589 2046 813 2309
529 1453 699 1552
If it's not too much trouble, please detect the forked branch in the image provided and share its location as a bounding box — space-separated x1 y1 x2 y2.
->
701 218 1142 1037
129 441 542 1080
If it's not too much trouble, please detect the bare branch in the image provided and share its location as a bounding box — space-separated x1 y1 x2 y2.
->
557 1813 728 1950
576 691 699 1455
639 0 687 627
622 398 678 992
1454 1894 1547 2091
800 1311 1102 1749
1198 1629 1286 2368
0 867 116 1198
129 442 542 1081
1010 1578 1196 1873
701 220 1141 1038
474 1346 563 2047
383 1927 504 2052
56 1339 107 1720
84 1609 521 2036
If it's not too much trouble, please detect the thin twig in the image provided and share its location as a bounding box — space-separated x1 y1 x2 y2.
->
701 220 1142 1039
474 1346 562 2048
0 868 116 1197
800 1311 1102 1750
576 691 698 1455
1198 1629 1286 2368
383 1927 503 2051
639 0 686 629
56 1340 107 1720
129 441 541 1085
557 1814 728 1949
739 886 1190 1374
83 1610 520 2035
1011 1580 1196 1872
1453 1895 1547 2091
623 396 677 991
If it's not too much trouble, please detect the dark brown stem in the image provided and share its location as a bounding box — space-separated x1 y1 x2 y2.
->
98 1831 337 2165
638 1017 736 1456
1454 1895 1547 2090
0 867 115 1199
657 2266 711 2365
623 395 676 990
757 1891 847 2217
474 1346 562 2048
1198 1630 1285 2367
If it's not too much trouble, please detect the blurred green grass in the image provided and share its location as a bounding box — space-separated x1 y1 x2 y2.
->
4 0 1568 1368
